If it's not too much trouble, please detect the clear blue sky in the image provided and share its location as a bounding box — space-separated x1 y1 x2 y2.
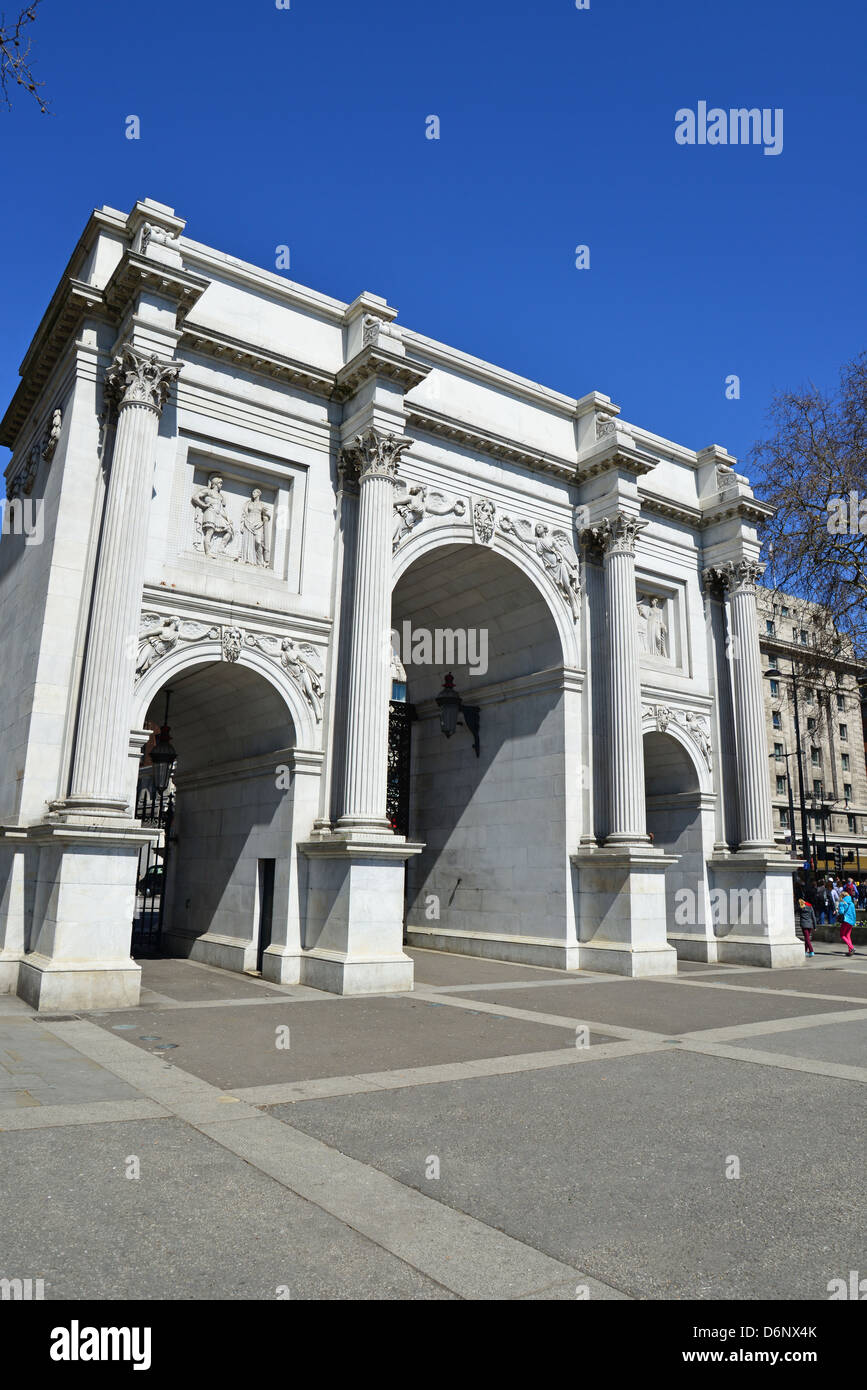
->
2 0 865 488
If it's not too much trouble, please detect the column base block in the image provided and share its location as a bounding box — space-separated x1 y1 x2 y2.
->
571 844 679 978
708 851 802 969
17 954 141 1012
405 925 581 971
300 949 414 995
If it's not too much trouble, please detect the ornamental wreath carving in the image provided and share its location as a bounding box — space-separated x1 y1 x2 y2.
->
499 515 582 620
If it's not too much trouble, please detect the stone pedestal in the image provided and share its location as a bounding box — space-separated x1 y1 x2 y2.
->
708 852 804 968
572 845 679 977
299 832 421 993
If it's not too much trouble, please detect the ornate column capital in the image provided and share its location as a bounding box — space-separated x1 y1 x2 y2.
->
339 427 413 484
715 558 765 596
105 344 182 417
581 509 647 558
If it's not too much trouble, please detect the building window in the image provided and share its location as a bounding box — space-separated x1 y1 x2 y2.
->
776 776 787 795
807 717 816 732
840 724 848 741
772 712 782 729
780 808 790 828
842 753 850 772
848 815 857 834
811 747 821 765
837 694 845 711
813 780 824 799
770 679 780 698
781 605 790 616
844 783 852 802
766 619 776 636
774 742 784 758
800 629 809 645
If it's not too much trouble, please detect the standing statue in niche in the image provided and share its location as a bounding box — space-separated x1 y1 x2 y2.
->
191 474 235 557
240 488 272 567
637 595 668 657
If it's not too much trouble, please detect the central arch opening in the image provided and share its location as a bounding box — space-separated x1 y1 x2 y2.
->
141 661 297 974
392 540 568 956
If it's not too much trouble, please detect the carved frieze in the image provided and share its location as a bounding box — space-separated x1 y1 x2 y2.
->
136 614 219 676
644 702 713 770
246 631 325 722
7 408 62 499
500 514 582 621
392 482 466 551
190 474 273 567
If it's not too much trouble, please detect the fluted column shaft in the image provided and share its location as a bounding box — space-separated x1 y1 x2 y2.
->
722 561 775 849
68 346 180 811
338 429 411 831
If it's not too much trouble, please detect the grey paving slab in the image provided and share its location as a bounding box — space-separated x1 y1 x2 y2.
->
0 1020 140 1109
273 1048 866 1300
90 996 608 1090
724 1017 867 1067
0 1118 454 1300
406 948 568 987
687 967 867 1000
135 958 286 1003
454 979 864 1034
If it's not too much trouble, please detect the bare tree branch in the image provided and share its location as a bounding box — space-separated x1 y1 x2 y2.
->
0 2 49 113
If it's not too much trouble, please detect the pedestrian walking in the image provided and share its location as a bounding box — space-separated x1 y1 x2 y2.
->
796 892 817 957
836 889 857 957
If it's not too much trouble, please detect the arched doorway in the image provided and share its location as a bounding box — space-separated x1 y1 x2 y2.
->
643 729 715 960
392 538 579 965
139 660 299 975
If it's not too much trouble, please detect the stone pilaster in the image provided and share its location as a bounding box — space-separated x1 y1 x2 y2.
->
66 345 181 813
337 427 412 833
591 510 649 845
717 559 775 850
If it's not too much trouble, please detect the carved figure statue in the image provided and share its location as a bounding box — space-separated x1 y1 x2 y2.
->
393 484 426 549
638 596 668 657
191 474 234 556
280 639 324 723
533 523 582 621
240 488 271 567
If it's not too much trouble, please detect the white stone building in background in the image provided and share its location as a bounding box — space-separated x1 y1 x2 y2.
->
757 588 867 871
0 198 802 1012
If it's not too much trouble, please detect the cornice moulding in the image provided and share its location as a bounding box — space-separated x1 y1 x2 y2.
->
0 280 106 449
405 403 578 480
103 252 209 324
180 324 336 398
332 344 430 402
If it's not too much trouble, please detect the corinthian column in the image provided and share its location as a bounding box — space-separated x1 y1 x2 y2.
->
67 345 181 813
591 510 649 845
337 427 412 833
718 559 775 849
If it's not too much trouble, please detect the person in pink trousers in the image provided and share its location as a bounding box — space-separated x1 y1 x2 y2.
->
837 889 857 957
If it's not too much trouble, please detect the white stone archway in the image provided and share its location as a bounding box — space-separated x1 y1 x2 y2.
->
392 533 583 968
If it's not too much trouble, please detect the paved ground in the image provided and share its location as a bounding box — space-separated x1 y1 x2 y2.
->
1 943 864 1300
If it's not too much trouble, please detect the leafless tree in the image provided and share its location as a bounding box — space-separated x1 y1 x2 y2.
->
1 2 48 112
751 352 867 663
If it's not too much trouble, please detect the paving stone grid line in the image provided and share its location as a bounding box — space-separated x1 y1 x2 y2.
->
1 951 866 1300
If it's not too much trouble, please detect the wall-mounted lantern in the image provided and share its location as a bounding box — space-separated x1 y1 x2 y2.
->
435 672 480 758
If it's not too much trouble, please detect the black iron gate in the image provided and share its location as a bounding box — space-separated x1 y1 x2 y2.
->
386 700 413 837
131 786 174 955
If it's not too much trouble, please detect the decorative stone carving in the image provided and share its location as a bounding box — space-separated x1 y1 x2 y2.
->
362 314 381 347
239 488 272 567
246 632 325 722
500 515 582 620
472 497 496 545
135 613 219 677
717 558 765 594
222 627 243 663
637 594 668 657
140 222 181 253
392 482 466 551
595 412 617 440
643 702 712 770
582 510 647 557
105 344 181 416
340 428 413 482
191 474 235 556
42 408 62 463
